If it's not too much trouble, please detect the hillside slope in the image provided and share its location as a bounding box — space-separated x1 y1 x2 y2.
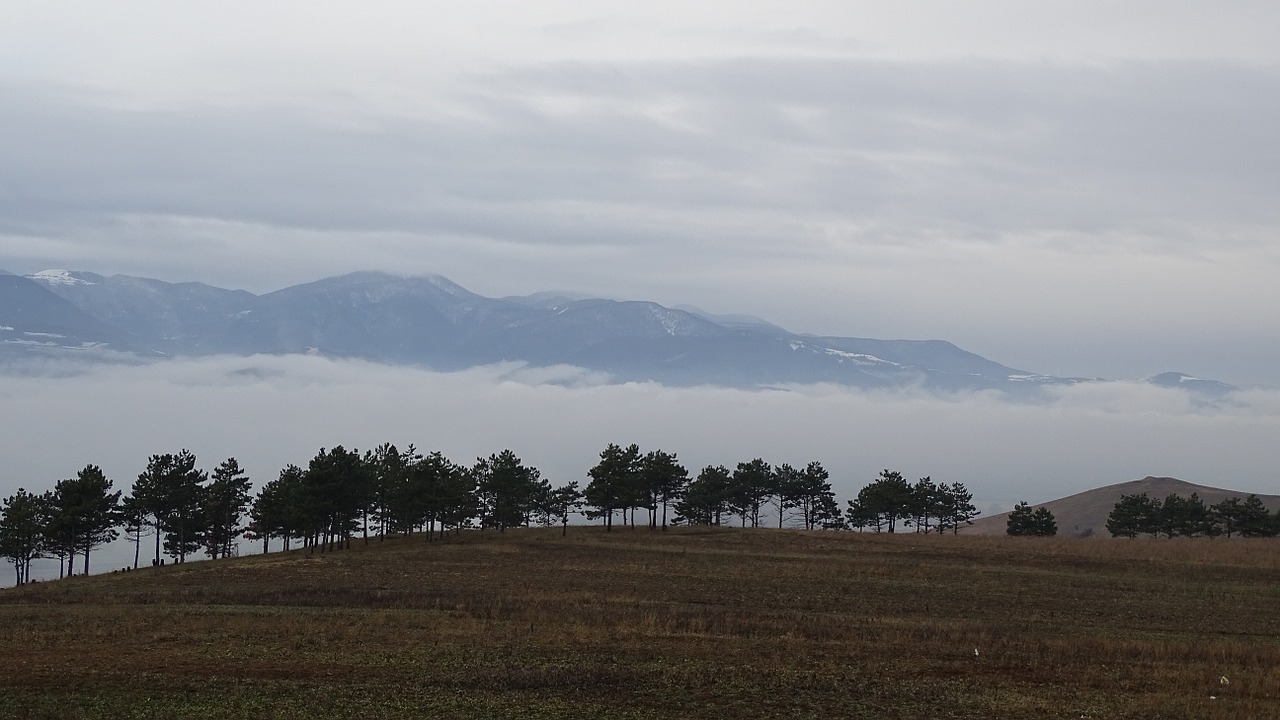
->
2 527 1280 718
964 476 1280 537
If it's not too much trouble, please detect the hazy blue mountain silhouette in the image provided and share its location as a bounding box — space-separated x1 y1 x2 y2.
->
5 269 1235 395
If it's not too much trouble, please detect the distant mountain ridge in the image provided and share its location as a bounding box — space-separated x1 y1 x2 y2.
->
0 269 1238 395
965 476 1280 537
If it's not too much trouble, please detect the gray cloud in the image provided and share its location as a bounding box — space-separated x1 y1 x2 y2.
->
2 356 1276 516
4 60 1278 244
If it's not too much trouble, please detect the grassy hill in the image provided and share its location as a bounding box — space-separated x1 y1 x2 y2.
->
964 476 1280 537
3 526 1280 718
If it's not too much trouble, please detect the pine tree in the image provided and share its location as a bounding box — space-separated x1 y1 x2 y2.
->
791 461 836 531
133 450 206 564
203 458 252 559
850 470 913 533
304 446 369 551
1007 501 1057 537
674 465 731 526
536 481 583 536
119 494 150 569
727 459 773 528
0 488 49 586
770 463 802 529
1236 495 1275 538
1106 493 1161 538
46 465 121 575
641 449 687 529
908 476 946 533
937 482 980 535
473 449 546 532
584 443 641 531
250 464 306 553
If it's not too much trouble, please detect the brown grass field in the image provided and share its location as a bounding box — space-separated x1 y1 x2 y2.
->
2 527 1280 719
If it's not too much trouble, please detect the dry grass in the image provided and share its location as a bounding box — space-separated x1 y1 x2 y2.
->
2 528 1279 718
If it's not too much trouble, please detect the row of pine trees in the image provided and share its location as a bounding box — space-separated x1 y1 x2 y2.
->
1 442 982 586
1105 491 1279 538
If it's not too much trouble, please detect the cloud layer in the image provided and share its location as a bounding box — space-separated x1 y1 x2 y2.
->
3 356 1276 513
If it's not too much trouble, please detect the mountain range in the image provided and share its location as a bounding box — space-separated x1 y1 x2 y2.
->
0 268 1236 395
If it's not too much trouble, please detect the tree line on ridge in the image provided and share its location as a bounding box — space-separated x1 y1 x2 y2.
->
1 443 988 585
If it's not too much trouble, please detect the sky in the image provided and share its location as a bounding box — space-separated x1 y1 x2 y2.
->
2 4 1280 579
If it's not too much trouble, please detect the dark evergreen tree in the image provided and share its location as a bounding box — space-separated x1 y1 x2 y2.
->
0 488 49 586
405 450 476 540
250 464 306 553
46 465 121 575
845 497 876 532
432 458 478 537
536 481 583 536
133 450 206 564
769 463 802 529
1212 496 1245 538
937 482 980 535
41 487 77 577
473 449 547 532
584 443 641 531
849 470 913 533
1031 506 1058 536
1235 495 1276 538
203 458 252 559
908 476 945 533
727 458 773 528
673 465 731 526
1007 501 1057 537
1107 493 1161 538
304 446 369 551
641 449 688 529
119 494 150 569
1155 494 1214 538
367 443 412 540
791 461 837 531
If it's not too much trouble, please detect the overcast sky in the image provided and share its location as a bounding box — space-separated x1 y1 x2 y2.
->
1 2 1277 385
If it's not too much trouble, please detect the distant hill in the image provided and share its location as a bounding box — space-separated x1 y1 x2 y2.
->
965 476 1280 537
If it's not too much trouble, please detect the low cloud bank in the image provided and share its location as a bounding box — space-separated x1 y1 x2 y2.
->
3 355 1276 510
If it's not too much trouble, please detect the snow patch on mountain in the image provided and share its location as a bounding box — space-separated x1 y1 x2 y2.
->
649 306 684 336
30 269 97 286
789 340 893 367
821 347 894 366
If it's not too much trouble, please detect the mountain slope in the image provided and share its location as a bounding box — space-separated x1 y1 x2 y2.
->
0 274 135 351
964 476 1280 537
